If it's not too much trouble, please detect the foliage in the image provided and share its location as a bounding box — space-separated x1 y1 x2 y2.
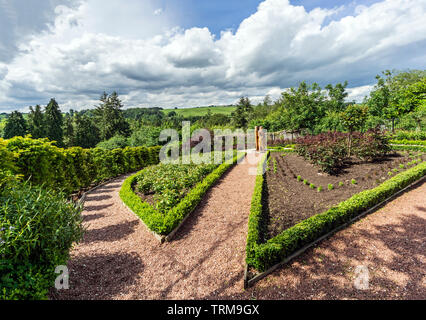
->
135 162 218 213
93 92 130 141
295 132 347 174
96 134 129 150
231 97 253 129
44 98 64 147
128 126 163 148
28 105 45 139
120 152 245 236
389 139 426 146
246 151 426 272
388 130 426 141
0 180 84 299
2 136 161 194
3 111 27 139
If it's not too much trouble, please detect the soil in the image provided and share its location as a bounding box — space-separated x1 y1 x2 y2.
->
264 150 425 240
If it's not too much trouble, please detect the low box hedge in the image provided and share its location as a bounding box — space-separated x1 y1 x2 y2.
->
120 152 246 237
390 139 426 146
246 151 426 272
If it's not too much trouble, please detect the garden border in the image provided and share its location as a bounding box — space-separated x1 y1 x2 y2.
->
120 152 247 243
244 147 426 288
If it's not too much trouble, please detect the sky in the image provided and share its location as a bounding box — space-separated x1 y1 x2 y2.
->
0 0 425 112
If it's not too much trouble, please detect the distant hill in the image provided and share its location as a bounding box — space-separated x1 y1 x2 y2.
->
162 105 236 117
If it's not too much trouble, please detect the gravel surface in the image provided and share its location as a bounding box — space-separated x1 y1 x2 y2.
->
50 153 260 300
50 159 426 300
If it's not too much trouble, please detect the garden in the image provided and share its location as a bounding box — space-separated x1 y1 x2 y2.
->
245 130 426 282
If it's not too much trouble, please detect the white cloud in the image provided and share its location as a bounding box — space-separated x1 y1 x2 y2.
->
154 8 163 16
0 0 425 112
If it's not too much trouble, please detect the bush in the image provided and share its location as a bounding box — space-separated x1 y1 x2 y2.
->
2 136 161 194
295 132 347 173
390 139 426 146
0 181 84 299
389 130 426 141
352 129 390 161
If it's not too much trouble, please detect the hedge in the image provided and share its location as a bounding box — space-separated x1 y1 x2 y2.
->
390 140 426 146
391 145 426 152
120 152 246 236
246 152 426 272
1 136 161 194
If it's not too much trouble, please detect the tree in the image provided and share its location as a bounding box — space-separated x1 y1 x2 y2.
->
28 105 45 139
44 98 64 146
63 110 75 147
276 81 325 134
367 70 425 132
340 104 368 156
3 111 27 139
231 97 253 129
74 113 101 148
94 92 130 141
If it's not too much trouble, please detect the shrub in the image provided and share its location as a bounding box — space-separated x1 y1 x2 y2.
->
309 183 316 189
389 130 426 141
2 136 161 194
295 132 347 174
328 184 334 190
303 179 309 185
351 179 357 185
352 129 390 161
0 181 84 299
297 175 302 181
339 181 344 187
317 186 323 192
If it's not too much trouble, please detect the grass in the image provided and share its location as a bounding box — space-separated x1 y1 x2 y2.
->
162 105 236 117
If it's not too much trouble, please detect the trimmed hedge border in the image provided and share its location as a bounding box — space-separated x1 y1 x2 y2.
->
120 152 246 241
390 140 426 146
391 144 426 152
245 150 426 276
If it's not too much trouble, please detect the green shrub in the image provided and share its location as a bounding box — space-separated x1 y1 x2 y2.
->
317 186 323 192
390 140 426 146
0 181 84 299
297 175 302 181
310 183 315 189
2 136 161 194
303 179 309 185
338 181 344 187
351 179 357 185
389 131 426 141
328 184 334 190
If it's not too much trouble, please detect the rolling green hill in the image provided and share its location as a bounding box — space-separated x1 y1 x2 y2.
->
162 105 236 117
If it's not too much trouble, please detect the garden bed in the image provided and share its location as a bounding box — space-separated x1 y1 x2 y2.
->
120 151 246 241
246 148 426 279
264 150 426 240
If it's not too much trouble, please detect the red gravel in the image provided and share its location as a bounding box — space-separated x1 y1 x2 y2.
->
50 158 426 300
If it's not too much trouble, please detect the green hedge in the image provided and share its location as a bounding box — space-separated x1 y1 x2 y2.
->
391 145 426 152
2 136 161 194
390 140 426 146
120 152 246 236
246 152 426 272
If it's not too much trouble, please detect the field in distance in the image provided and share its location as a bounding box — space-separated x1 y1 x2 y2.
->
162 105 236 117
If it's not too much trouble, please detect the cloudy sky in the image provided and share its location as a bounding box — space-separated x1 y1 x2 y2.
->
0 0 425 112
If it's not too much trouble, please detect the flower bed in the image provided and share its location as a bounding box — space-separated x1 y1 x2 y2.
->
120 152 246 238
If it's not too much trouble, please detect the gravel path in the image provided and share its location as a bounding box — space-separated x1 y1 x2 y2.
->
50 154 260 300
50 160 425 300
238 179 426 300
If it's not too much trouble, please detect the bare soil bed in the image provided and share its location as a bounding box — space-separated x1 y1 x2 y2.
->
263 150 425 240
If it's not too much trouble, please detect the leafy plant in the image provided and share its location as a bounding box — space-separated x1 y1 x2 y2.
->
317 186 323 192
309 183 316 189
297 175 302 181
303 179 309 185
328 184 334 190
351 179 357 185
339 181 344 187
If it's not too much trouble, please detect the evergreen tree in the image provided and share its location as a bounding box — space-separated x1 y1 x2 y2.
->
3 111 28 139
231 97 253 129
28 105 45 138
63 110 75 147
74 113 101 148
94 92 130 141
44 98 63 146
